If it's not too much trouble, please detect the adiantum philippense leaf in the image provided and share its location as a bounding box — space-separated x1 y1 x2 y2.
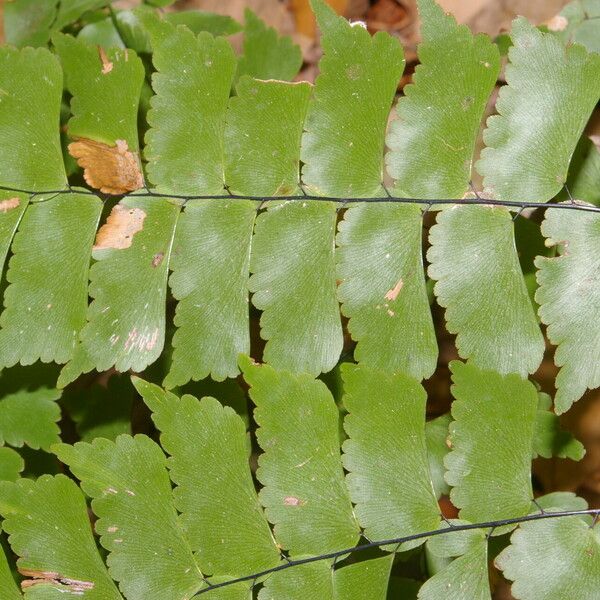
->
497 508 600 599
0 386 60 451
52 0 112 31
225 77 311 197
0 47 66 190
241 357 360 557
336 203 437 380
445 361 538 525
303 0 402 197
0 193 102 368
319 2 434 379
54 435 204 600
0 541 20 600
54 33 144 150
0 447 24 482
477 18 600 202
141 12 254 387
535 206 600 412
53 33 145 195
237 9 302 82
386 0 500 199
59 197 179 387
533 392 585 460
246 78 337 376
428 205 544 377
341 364 440 548
133 378 280 577
419 523 490 600
3 0 59 48
260 555 393 600
141 11 236 195
0 475 122 598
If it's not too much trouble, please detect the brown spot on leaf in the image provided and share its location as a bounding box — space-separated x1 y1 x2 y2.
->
152 252 164 268
98 46 113 74
94 205 146 251
0 197 20 213
68 138 144 195
284 496 301 506
384 279 404 301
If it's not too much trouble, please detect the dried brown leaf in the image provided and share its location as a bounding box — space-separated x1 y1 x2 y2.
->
68 138 144 195
98 46 113 74
93 204 146 251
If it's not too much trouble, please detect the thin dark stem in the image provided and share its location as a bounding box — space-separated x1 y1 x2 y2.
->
0 185 599 214
195 508 600 594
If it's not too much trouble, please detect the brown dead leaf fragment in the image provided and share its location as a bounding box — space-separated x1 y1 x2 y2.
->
68 138 144 195
0 197 20 213
94 205 146 251
19 568 94 593
384 278 404 301
98 46 113 74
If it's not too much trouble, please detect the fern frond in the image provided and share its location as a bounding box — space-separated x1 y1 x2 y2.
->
53 32 144 149
0 386 60 450
241 357 360 556
497 503 600 600
59 197 179 386
0 46 66 190
337 203 437 379
0 193 102 368
428 205 544 376
386 0 499 198
477 18 600 201
0 448 23 485
133 378 281 577
535 206 600 412
54 435 204 599
341 364 440 548
142 12 236 195
445 361 538 525
0 475 122 599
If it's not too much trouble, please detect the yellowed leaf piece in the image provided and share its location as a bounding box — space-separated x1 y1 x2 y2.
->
94 204 146 251
68 138 144 195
